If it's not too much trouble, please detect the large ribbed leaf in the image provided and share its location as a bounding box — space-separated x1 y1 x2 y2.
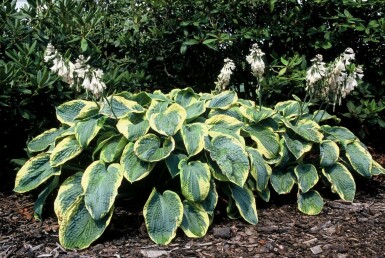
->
372 160 385 176
285 119 323 143
75 116 106 148
345 141 372 178
99 96 144 118
149 103 187 136
270 170 296 195
59 197 113 250
200 179 218 216
294 164 318 193
50 136 83 167
243 124 280 159
310 110 340 123
185 101 206 120
275 100 305 119
147 90 170 101
146 101 169 119
207 91 237 109
206 114 244 141
165 152 188 178
322 162 356 202
174 88 199 107
143 189 183 245
116 115 150 142
320 140 339 167
82 162 123 220
179 160 211 202
33 176 59 221
56 100 98 126
54 172 83 224
181 123 208 156
238 106 275 123
27 128 65 153
208 106 243 121
247 147 272 192
180 201 210 238
283 131 313 160
321 125 357 142
14 153 61 193
120 142 155 183
206 135 249 187
134 134 175 162
298 190 324 215
229 184 258 225
100 135 128 163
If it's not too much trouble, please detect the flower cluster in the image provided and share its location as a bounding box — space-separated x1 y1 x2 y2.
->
44 44 106 98
306 48 363 108
246 43 265 79
214 58 235 92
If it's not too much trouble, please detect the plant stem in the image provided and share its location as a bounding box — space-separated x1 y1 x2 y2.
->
103 95 118 119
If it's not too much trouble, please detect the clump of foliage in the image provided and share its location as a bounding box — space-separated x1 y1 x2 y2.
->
14 86 385 249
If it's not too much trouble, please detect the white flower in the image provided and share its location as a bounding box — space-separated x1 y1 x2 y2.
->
306 54 326 93
355 65 364 79
343 47 355 64
246 43 265 78
215 58 235 92
50 57 68 77
44 43 57 62
81 70 106 97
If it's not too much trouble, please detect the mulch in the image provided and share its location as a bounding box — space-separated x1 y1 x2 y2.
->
1 151 385 258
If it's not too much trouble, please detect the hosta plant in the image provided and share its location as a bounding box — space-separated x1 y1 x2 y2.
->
14 88 385 249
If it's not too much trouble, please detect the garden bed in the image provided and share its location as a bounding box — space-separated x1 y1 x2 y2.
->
1 152 385 258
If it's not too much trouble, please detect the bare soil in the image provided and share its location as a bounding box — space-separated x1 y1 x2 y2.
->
1 151 385 258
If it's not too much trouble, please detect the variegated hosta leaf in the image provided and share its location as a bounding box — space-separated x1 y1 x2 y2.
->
179 160 211 202
208 106 244 122
27 127 65 153
165 152 188 178
147 90 170 101
275 138 292 168
200 179 218 216
298 190 324 215
206 135 249 187
320 140 339 167
59 197 113 250
82 162 123 220
322 162 356 202
237 98 255 108
33 176 59 221
149 103 187 136
206 154 230 182
205 114 244 134
180 201 210 238
321 125 357 142
181 123 208 156
238 106 275 123
372 160 385 176
134 134 175 162
275 100 305 119
283 131 313 160
310 110 341 123
345 141 372 178
99 96 144 118
294 164 319 193
116 116 150 142
207 91 237 109
54 172 83 224
285 119 323 143
247 147 272 192
120 142 155 183
128 91 152 106
226 197 240 219
270 170 296 195
56 100 98 126
185 101 206 120
75 116 106 148
257 186 271 202
50 136 83 167
14 153 61 193
100 135 128 163
243 124 280 160
168 88 181 99
229 184 258 225
143 189 183 245
146 101 169 120
174 87 199 107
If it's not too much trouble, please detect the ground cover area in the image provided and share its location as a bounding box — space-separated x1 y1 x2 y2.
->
1 150 385 258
